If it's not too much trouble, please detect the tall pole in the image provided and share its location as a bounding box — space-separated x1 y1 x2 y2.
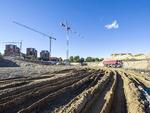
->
66 31 69 59
60 21 71 60
49 37 51 57
20 41 22 58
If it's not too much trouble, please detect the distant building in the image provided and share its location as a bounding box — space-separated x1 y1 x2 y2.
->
40 50 50 61
26 48 37 59
4 44 20 56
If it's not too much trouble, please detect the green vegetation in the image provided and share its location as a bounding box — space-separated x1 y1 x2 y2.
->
134 54 144 57
69 56 103 62
74 56 80 62
86 57 104 62
99 58 104 61
80 57 85 63
86 57 93 62
69 56 80 62
69 56 74 62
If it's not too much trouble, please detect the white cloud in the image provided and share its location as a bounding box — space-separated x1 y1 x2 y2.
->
105 20 119 30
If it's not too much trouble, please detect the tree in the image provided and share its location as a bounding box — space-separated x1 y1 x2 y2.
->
86 57 93 62
80 57 84 63
134 54 144 57
74 56 80 62
99 58 104 61
92 58 95 62
59 57 63 62
69 56 74 62
95 58 100 62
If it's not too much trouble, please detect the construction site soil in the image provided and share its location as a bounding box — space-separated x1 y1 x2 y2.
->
0 66 150 113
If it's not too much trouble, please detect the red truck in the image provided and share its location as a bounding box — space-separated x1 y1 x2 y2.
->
103 60 123 68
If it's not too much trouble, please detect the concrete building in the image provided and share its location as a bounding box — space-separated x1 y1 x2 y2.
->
26 48 37 59
40 50 50 61
4 44 20 56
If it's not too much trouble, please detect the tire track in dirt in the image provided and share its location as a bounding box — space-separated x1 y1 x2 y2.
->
0 69 100 113
81 70 117 113
0 68 76 86
56 70 112 113
0 71 91 112
123 72 150 113
120 71 145 113
0 69 87 100
110 71 127 113
0 71 87 104
0 68 149 113
51 70 104 113
17 72 99 113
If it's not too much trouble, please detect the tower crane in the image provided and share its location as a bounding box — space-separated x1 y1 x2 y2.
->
12 21 56 57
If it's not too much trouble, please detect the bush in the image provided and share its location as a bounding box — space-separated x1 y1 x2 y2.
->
80 57 85 63
86 57 93 62
74 56 80 62
134 54 144 57
69 56 81 62
59 57 63 62
86 57 104 62
95 58 100 62
69 56 74 62
99 58 104 61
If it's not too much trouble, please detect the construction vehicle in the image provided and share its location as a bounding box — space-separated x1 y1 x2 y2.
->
103 60 123 68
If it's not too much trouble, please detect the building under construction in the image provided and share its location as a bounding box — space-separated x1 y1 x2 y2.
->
4 44 20 56
26 48 37 59
40 50 50 61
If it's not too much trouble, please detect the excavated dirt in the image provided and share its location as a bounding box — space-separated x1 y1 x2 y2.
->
0 68 150 113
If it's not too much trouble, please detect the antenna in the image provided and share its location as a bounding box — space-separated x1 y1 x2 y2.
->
60 21 71 60
60 21 84 60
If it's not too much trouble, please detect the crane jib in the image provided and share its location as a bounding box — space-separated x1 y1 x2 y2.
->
13 21 56 40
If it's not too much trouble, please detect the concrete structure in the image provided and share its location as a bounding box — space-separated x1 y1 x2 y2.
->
26 48 37 59
40 50 50 61
4 44 20 56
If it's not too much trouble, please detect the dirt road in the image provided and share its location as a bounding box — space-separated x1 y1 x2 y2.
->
0 68 150 113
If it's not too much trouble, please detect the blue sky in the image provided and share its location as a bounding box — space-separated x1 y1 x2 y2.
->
0 0 150 58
